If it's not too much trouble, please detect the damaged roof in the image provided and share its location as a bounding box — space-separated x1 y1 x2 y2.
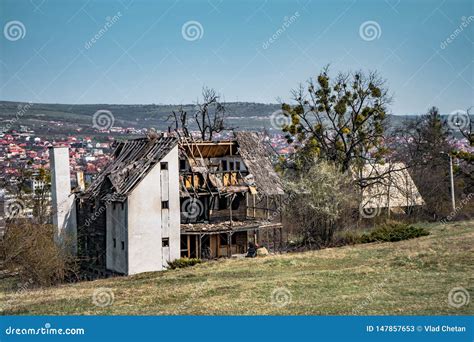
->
80 132 284 201
357 162 425 209
234 132 284 196
80 136 178 201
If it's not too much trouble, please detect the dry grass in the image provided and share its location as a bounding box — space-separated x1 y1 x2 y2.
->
1 220 473 315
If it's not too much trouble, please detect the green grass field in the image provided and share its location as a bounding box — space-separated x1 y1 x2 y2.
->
1 220 473 315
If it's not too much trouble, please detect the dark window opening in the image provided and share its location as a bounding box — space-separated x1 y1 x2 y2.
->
231 195 241 210
221 160 228 171
218 197 228 210
113 238 116 248
219 233 238 245
161 162 168 170
229 161 234 170
179 159 186 170
235 161 241 171
162 238 169 247
121 241 125 250
162 200 169 209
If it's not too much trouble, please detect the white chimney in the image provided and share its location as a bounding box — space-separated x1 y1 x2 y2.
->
49 146 77 254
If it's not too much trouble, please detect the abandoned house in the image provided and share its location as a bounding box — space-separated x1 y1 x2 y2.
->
356 162 425 216
49 132 285 277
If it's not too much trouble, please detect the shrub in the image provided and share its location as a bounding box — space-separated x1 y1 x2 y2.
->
167 258 202 269
0 222 77 287
284 161 357 248
332 229 363 246
359 222 429 243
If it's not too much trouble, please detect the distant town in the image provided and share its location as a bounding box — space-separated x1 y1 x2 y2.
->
0 123 294 196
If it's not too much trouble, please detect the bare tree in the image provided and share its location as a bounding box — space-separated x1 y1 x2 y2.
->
167 87 230 140
391 107 455 219
194 87 228 140
167 106 190 138
451 107 474 194
455 107 473 146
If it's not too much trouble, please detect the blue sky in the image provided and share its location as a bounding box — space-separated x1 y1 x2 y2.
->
0 0 472 115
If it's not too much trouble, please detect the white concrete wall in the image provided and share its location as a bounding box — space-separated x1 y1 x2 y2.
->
161 146 180 264
49 147 76 254
127 145 180 275
106 201 128 274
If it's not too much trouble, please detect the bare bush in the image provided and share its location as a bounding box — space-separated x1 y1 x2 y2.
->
0 221 77 286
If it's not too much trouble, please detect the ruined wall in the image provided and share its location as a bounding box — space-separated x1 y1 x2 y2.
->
209 193 247 222
76 198 107 276
106 201 128 274
161 146 181 265
127 145 180 274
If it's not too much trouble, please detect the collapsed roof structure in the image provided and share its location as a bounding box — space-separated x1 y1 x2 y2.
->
61 132 285 276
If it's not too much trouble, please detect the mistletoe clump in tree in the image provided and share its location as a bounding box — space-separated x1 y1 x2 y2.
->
281 67 391 173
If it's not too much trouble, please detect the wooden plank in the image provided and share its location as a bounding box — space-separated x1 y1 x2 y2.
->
187 235 191 258
196 235 199 259
253 194 256 218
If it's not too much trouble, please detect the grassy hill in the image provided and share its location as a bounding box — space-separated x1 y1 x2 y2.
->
0 100 419 135
1 220 473 315
0 101 282 134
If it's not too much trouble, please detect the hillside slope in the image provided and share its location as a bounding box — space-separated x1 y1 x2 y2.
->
1 221 473 315
0 100 418 134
